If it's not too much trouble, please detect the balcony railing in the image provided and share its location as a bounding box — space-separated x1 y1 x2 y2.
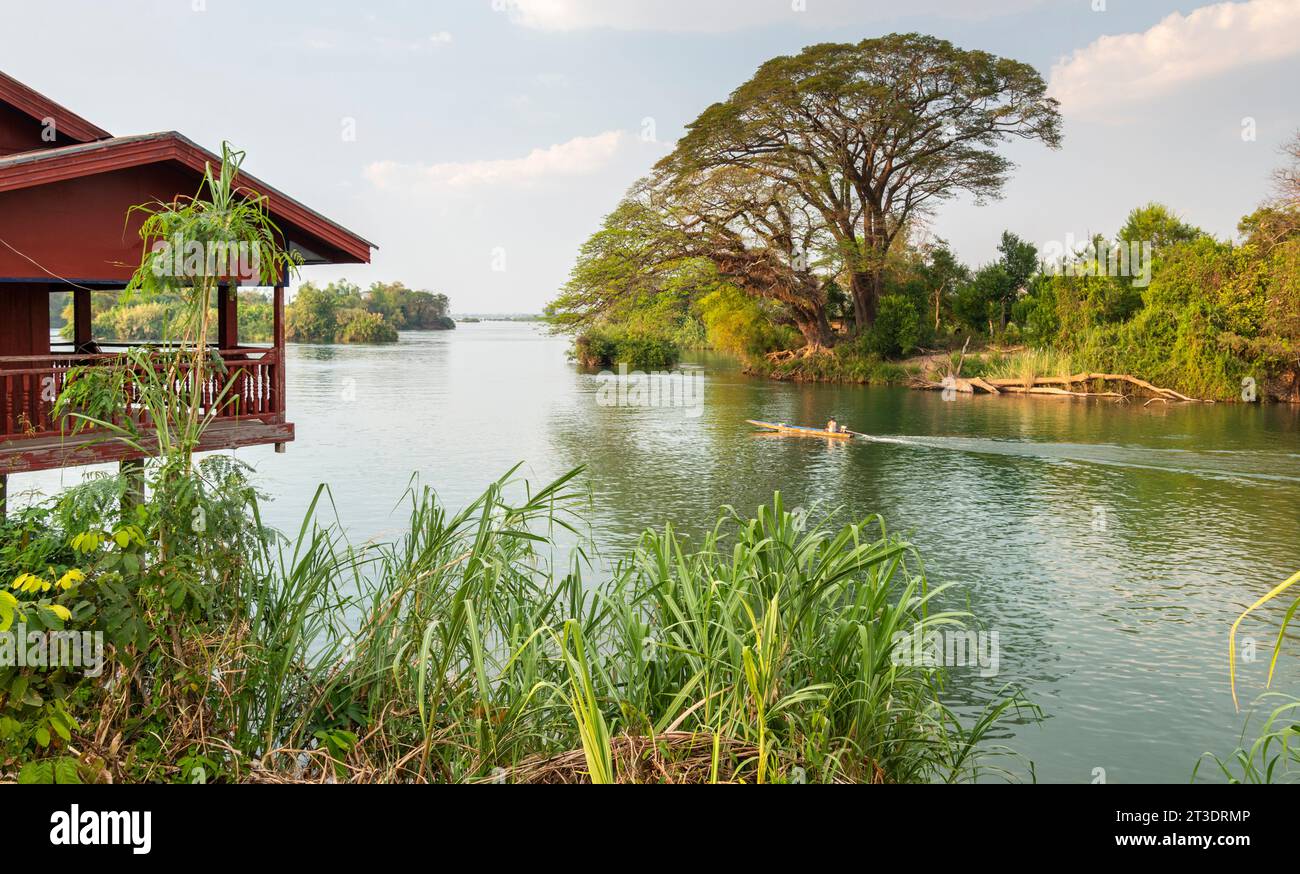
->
0 346 283 441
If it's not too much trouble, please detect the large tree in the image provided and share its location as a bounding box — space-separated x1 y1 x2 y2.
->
656 167 837 348
552 171 838 349
661 33 1062 334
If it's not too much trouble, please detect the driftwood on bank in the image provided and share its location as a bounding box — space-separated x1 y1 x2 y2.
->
912 371 1209 403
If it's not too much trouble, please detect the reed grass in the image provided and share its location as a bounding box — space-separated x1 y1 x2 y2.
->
981 347 1077 385
1195 694 1300 783
227 470 1034 784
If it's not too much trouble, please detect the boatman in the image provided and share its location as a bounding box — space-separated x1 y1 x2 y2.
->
827 417 839 434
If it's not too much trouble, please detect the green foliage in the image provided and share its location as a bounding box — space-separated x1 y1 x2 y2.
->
1118 202 1205 250
663 33 1061 334
336 309 399 344
363 282 454 330
546 197 715 349
573 327 680 370
62 291 276 345
696 285 797 360
550 34 1059 345
1012 227 1300 400
283 471 1031 784
286 280 451 343
862 294 922 358
954 264 1010 333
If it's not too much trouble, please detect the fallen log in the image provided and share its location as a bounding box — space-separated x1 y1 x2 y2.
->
913 370 1207 402
981 372 1207 402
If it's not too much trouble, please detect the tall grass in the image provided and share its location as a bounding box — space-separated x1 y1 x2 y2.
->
231 471 1033 784
981 347 1077 384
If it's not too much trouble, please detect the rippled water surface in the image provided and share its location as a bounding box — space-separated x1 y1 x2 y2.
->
22 323 1300 783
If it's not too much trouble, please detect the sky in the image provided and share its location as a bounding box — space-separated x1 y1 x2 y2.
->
2 0 1298 313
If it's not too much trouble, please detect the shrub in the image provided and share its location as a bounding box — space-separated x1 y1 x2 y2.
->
862 294 922 358
336 309 399 344
574 328 679 369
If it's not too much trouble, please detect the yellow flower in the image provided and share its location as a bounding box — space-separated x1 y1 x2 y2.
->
56 569 86 590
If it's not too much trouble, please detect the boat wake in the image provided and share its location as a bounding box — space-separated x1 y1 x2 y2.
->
856 434 1300 486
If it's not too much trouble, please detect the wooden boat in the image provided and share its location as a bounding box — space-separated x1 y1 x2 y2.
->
747 420 855 440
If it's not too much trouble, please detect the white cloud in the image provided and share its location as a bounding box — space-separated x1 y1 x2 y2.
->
499 0 1043 32
1049 0 1300 115
365 130 628 190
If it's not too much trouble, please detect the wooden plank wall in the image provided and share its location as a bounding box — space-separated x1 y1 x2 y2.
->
0 283 51 356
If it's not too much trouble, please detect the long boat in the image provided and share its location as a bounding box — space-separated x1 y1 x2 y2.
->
746 420 855 440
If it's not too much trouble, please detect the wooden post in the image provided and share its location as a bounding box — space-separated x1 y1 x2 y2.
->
73 288 93 353
217 283 239 350
120 459 144 517
273 283 286 395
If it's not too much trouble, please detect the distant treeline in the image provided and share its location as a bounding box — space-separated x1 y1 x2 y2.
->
285 281 454 344
56 281 454 345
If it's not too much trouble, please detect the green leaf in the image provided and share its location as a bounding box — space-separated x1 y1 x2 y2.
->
54 757 82 785
18 760 54 784
49 715 72 742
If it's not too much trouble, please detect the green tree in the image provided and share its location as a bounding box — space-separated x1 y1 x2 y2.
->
995 231 1038 330
663 33 1061 332
954 264 1010 333
1118 203 1204 251
917 244 969 332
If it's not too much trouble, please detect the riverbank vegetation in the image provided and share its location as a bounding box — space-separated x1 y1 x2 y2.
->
1 463 1033 784
547 33 1300 402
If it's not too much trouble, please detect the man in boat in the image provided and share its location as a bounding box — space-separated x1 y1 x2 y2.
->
827 418 839 434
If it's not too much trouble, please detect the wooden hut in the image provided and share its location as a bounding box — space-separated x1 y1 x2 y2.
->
0 71 374 509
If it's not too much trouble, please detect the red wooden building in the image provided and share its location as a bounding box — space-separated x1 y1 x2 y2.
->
0 72 374 507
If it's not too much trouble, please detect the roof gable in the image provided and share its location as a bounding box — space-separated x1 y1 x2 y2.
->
0 71 111 146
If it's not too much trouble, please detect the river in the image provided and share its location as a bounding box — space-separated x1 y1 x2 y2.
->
20 321 1300 783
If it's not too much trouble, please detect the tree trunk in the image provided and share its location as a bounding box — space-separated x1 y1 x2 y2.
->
794 307 834 349
849 271 879 335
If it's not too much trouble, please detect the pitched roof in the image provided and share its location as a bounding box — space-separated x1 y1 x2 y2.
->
0 131 375 264
0 71 111 143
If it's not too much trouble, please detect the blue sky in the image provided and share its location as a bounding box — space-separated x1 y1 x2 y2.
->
2 0 1297 312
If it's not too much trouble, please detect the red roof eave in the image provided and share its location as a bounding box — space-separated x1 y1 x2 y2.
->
0 133 374 265
0 71 112 143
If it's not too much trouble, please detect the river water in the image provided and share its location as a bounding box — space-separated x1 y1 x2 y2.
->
20 322 1300 783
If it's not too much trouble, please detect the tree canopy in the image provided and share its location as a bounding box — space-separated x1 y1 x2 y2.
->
659 33 1061 331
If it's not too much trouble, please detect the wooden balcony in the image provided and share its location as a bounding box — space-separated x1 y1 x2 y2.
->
0 345 293 475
